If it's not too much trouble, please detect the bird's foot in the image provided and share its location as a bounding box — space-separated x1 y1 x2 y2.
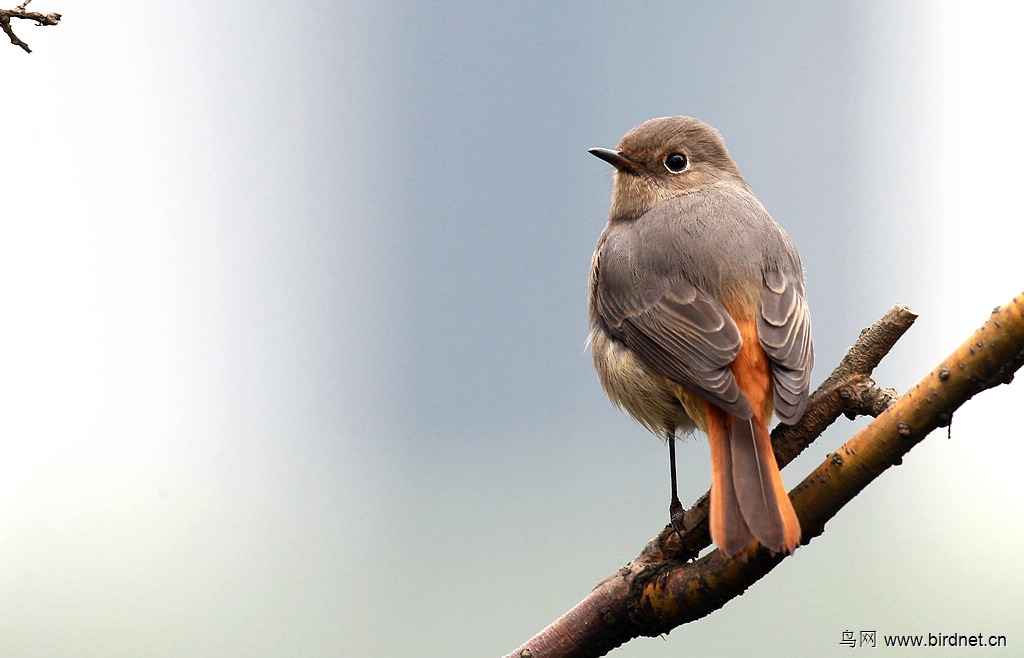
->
669 496 686 547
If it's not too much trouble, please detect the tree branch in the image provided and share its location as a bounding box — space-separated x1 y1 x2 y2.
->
1 1 61 53
504 292 1024 658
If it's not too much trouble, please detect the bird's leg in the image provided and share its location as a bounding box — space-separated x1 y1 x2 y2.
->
667 428 686 545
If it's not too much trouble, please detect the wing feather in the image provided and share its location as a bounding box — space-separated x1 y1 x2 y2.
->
596 271 753 419
758 269 814 423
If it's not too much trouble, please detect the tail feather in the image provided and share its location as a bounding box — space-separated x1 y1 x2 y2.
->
706 312 802 557
708 413 755 556
730 415 800 553
708 405 800 556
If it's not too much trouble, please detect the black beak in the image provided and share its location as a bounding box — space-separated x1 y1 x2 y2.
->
588 147 639 173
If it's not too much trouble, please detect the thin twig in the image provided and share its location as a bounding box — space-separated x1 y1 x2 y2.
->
0 2 61 53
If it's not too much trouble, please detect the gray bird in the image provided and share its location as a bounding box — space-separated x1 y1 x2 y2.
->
588 116 813 556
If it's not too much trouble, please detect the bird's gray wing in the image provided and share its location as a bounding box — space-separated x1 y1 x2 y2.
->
594 243 752 418
758 268 814 423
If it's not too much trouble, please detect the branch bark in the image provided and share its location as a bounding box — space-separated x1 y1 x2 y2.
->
1 1 61 53
504 292 1024 658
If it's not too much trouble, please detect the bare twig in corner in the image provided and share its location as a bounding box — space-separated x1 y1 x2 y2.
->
1 1 61 53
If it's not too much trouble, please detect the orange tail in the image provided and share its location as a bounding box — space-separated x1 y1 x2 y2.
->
707 314 800 557
707 406 800 556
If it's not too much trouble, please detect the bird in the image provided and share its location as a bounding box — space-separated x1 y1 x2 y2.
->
587 116 813 557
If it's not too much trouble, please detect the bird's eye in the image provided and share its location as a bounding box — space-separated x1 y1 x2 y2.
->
664 153 688 172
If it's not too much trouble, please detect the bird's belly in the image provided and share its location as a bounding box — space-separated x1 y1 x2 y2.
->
589 326 702 437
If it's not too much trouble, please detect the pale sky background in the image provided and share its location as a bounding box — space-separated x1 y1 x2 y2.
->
1 2 1022 657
